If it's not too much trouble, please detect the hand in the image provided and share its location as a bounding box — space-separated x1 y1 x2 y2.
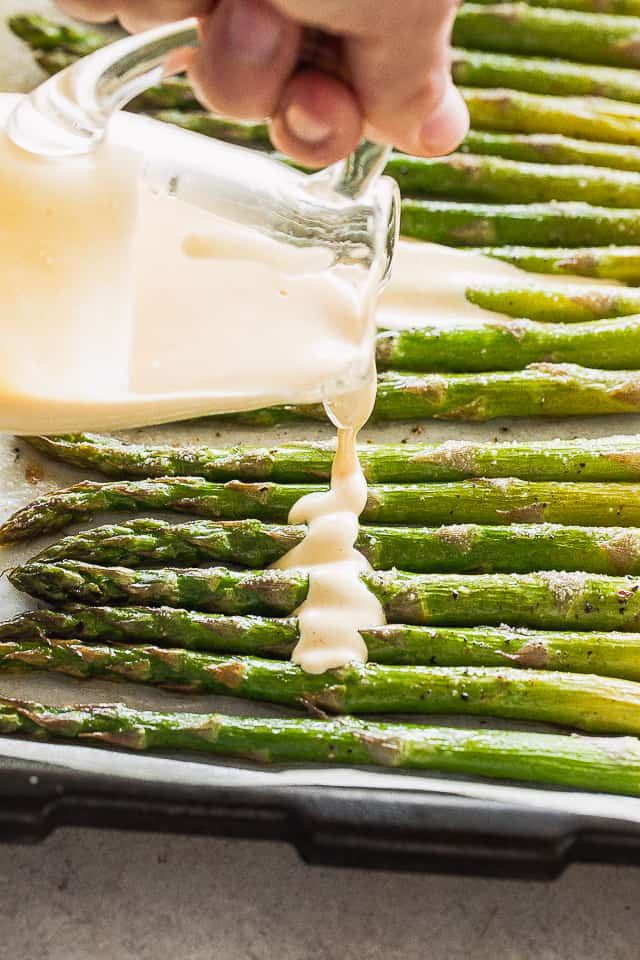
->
56 0 469 166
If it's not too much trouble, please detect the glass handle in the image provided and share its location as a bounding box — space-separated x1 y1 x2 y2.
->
7 17 389 199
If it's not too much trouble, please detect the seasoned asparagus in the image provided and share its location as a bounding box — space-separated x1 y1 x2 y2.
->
388 154 640 207
17 12 640 99
153 110 270 146
11 562 640 631
8 13 108 55
14 8 640 73
452 49 640 104
5 607 640 680
453 4 640 68
461 132 640 173
24 432 640 483
464 285 640 322
166 92 640 154
2 638 640 733
399 201 640 247
20 7 640 72
4 697 640 794
33 517 640 576
481 246 640 283
469 0 640 15
377 316 640 371
7 475 640 542
222 365 640 424
460 88 640 146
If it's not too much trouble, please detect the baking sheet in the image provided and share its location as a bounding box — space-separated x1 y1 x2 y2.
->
4 412 640 827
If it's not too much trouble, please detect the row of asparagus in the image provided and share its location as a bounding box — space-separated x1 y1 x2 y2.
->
3 363 639 424
4 697 640 796
8 433 640 543
15 8 640 75
9 560 640 632
7 473 640 541
3 604 640 679
7 437 640 793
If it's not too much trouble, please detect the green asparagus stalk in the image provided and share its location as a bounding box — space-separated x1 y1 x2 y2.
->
8 560 308 615
399 201 640 247
8 13 109 55
17 7 640 72
11 561 640 631
481 246 640 283
389 154 640 207
164 89 640 150
24 432 640 483
7 474 640 542
452 49 640 104
4 697 640 794
3 638 640 733
453 4 640 69
469 0 640 16
6 606 640 680
17 10 640 96
157 109 640 183
377 316 640 371
153 110 271 146
464 285 640 322
460 88 640 146
461 132 640 173
222 365 640 424
34 48 76 73
33 517 640 576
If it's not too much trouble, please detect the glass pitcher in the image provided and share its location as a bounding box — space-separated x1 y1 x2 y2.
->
1 20 399 433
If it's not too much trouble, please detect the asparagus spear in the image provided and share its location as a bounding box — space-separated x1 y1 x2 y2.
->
8 13 108 55
399 201 640 247
24 432 640 483
461 88 640 146
452 49 640 104
33 517 640 576
7 474 640 542
11 561 640 631
167 90 640 150
3 637 640 733
17 7 640 72
16 10 640 95
469 0 640 15
4 696 640 794
153 110 271 147
464 285 640 322
223 365 640 424
453 4 640 69
389 154 640 207
6 606 640 680
377 316 640 371
461 132 640 173
482 246 640 283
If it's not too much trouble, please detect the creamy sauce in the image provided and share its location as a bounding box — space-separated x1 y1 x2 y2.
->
0 118 374 433
273 373 385 674
378 239 623 331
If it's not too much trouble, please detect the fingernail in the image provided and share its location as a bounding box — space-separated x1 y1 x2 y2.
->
421 82 469 154
226 0 284 65
284 102 332 144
